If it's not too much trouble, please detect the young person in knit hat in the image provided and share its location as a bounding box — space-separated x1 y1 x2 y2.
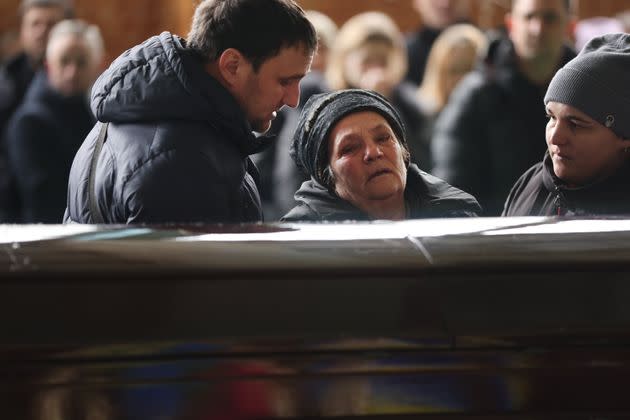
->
503 33 630 217
281 89 481 221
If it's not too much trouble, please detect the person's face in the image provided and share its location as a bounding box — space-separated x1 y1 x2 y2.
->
237 45 313 133
46 35 99 97
413 0 467 29
546 101 630 186
343 40 397 96
328 111 407 212
20 5 66 63
507 0 569 62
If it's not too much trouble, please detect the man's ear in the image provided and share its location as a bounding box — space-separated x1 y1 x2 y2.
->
218 48 245 87
620 137 630 152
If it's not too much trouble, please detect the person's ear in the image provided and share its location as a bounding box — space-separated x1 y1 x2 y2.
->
218 48 246 87
566 16 577 40
620 137 630 154
504 12 513 34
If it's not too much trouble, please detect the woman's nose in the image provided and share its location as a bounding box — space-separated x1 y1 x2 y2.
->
364 142 383 161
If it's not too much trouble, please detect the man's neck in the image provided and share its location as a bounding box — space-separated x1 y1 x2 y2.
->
516 52 562 86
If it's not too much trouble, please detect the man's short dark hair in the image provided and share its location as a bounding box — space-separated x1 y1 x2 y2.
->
187 0 317 71
19 0 74 18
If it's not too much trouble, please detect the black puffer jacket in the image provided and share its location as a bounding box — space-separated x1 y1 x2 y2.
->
65 32 266 224
503 153 630 217
7 72 94 223
282 164 481 221
431 37 575 216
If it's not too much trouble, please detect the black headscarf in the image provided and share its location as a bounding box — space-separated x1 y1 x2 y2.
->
289 89 408 186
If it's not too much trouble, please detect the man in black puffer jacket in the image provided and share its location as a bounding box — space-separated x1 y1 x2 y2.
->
431 0 575 216
64 0 317 224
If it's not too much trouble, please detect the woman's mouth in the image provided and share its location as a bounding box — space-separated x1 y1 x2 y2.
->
368 169 392 180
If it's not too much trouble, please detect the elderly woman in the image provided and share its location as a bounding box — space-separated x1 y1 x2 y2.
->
503 33 630 217
281 89 481 221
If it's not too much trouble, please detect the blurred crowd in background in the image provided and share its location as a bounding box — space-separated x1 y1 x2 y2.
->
0 0 629 223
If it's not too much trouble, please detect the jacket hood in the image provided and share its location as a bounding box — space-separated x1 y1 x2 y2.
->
91 32 265 154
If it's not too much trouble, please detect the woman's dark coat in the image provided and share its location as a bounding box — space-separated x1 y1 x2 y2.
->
282 164 481 221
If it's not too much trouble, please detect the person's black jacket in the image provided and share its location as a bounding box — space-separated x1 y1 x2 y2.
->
0 52 36 133
431 37 575 216
0 52 37 221
6 72 95 222
503 152 630 217
64 32 266 224
405 26 442 86
392 82 431 171
282 164 481 221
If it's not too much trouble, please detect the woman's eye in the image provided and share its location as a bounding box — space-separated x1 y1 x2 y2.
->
340 145 357 155
376 134 391 143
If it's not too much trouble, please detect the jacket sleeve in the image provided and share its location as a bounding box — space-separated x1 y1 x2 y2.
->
7 113 67 222
431 73 490 209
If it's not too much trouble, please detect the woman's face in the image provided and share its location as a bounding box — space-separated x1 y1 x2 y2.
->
546 101 630 185
328 111 407 212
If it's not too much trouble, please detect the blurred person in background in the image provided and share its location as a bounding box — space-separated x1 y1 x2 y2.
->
282 89 480 222
64 0 316 225
405 0 471 86
0 31 21 64
253 9 338 219
431 0 575 216
326 11 430 170
5 19 103 223
0 0 72 129
416 23 487 171
503 33 630 217
574 16 623 51
616 10 630 33
0 0 72 222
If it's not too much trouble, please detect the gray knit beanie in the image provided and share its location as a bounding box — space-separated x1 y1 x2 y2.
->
544 33 630 139
290 89 408 186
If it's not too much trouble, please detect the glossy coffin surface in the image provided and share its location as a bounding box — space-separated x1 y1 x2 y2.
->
3 217 630 419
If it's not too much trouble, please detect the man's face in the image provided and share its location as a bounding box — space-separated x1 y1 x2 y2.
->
508 0 569 62
20 5 66 63
235 45 312 133
46 35 99 97
413 0 468 29
328 111 407 213
546 101 629 186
